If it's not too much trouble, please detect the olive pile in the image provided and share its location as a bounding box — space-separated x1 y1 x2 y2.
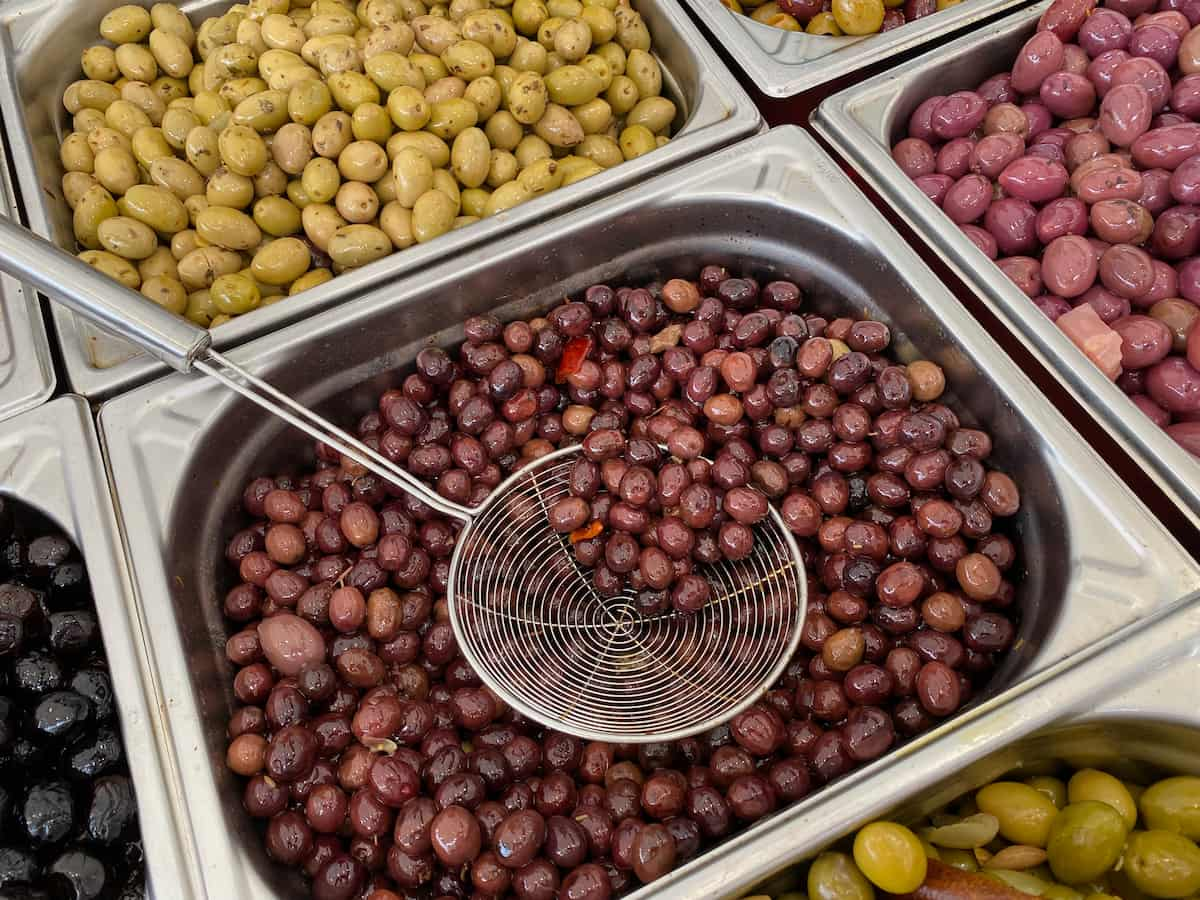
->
0 498 143 899
746 766 1200 899
724 0 964 38
222 263 1024 898
61 0 675 328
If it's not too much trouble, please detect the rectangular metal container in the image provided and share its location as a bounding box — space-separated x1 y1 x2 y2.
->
0 396 194 898
684 0 1029 98
812 2 1200 532
721 591 1200 899
0 110 54 422
0 0 762 400
95 126 1200 898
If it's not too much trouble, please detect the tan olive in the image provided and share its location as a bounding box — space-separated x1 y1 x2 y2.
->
301 203 347 250
484 179 531 215
484 110 524 150
379 201 416 248
170 230 201 261
537 16 565 49
548 0 584 17
594 40 626 75
80 249 142 289
262 13 307 52
138 246 179 281
487 148 519 187
450 126 491 188
121 184 189 233
254 159 288 198
392 145 435 206
233 90 290 133
315 41 362 78
150 157 208 199
605 74 638 115
74 108 108 136
131 127 174 167
185 289 217 325
362 0 404 27
626 48 660 98
335 181 381 222
305 11 359 39
266 65 320 96
64 80 120 115
533 103 583 147
177 246 245 290
206 44 261 90
81 46 120 83
545 64 602 105
450 0 488 22
162 107 201 149
516 156 563 194
577 133 622 167
87 126 130 156
410 52 450 83
426 97 478 138
301 156 342 203
431 168 461 207
210 272 262 315
334 140 387 182
60 133 95 174
115 44 158 84
154 76 190 106
73 186 120 250
411 188 457 242
508 71 548 124
105 99 152 137
312 110 354 157
141 275 189 314
619 123 655 160
98 215 159 259
364 21 417 59
151 3 195 45
461 10 518 56
366 52 426 91
300 34 355 69
387 131 451 167
328 223 393 267
206 167 256 207
272 122 315 174
185 126 222 177
553 18 591 61
514 132 552 166
63 172 101 209
580 5 616 43
509 38 549 73
93 147 140 196
325 71 379 111
192 91 231 127
412 15 463 54
513 0 549 36
373 171 398 204
425 75 467 104
388 85 432 130
196 205 263 250
615 7 651 51
100 5 153 44
351 103 394 142
442 39 496 80
461 187 490 216
218 124 269 176
559 154 600 184
464 76 502 119
579 53 613 89
572 97 611 133
289 267 333 294
254 195 304 235
288 79 334 125
627 96 675 134
184 194 210 226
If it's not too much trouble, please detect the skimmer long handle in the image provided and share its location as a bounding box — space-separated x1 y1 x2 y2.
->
0 215 209 370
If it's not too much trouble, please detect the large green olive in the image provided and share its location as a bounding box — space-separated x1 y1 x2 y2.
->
977 782 1060 848
807 851 876 900
1124 830 1200 898
1046 802 1129 885
1141 777 1200 840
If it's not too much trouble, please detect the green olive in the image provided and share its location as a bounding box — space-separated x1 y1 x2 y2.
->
1141 778 1200 840
64 80 120 115
312 110 354 158
80 249 142 289
289 267 333 294
627 95 676 133
514 133 552 166
288 79 334 124
366 52 426 92
351 103 394 143
1068 771 1138 830
195 206 263 250
426 97 478 138
442 39 496 79
544 63 602 105
98 215 159 259
328 223 393 267
73 185 120 250
100 5 153 44
484 110 524 150
387 131 451 168
486 148 519 187
379 201 416 249
618 123 654 160
388 85 432 131
63 172 101 209
558 154 600 184
1124 830 1200 898
206 166 256 208
516 156 562 194
614 6 651 52
576 133 622 167
149 158 207 202
115 43 159 83
1027 777 1069 810
410 51 450 83
300 203 347 251
508 71 548 124
81 46 119 82
464 76 502 119
411 188 457 242
513 0 549 35
210 272 262 314
510 37 549 72
392 145 435 207
1046 802 1129 885
605 74 639 115
852 823 926 895
253 195 303 236
807 851 876 900
141 275 189 314
327 71 380 111
450 126 491 188
301 156 342 203
976 782 1060 849
338 140 390 182
120 184 189 233
625 47 660 98
177 246 244 290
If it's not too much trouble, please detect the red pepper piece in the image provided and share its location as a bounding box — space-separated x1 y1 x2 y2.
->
556 336 593 382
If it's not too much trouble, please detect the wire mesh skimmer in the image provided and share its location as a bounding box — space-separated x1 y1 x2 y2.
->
0 216 808 742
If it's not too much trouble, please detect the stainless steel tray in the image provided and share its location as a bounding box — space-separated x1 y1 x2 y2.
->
813 2 1200 532
728 591 1200 899
0 396 193 899
685 0 1029 98
95 126 1200 898
0 101 54 422
0 0 762 400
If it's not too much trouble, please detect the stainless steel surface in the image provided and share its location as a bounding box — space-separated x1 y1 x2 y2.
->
0 0 762 399
445 444 806 743
686 0 1029 98
731 591 1200 900
0 216 211 369
96 126 1200 898
813 2 1200 532
0 397 195 899
0 108 53 422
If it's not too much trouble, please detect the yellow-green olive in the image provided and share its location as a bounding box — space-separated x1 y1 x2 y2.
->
484 110 524 150
184 289 217 325
579 53 612 89
464 75 502 119
605 74 638 114
150 157 208 199
392 145 435 206
425 76 467 104
289 267 334 294
121 184 190 233
544 64 602 105
513 0 549 35
60 133 95 174
253 195 304 235
366 52 426 91
534 103 583 147
426 97 478 138
100 5 153 44
151 3 195 44
312 110 354 157
627 95 675 134
460 187 490 216
93 147 140 195
87 126 130 156
411 187 458 241
253 160 288 197
571 97 611 133
210 272 262 314
232 90 289 132
450 126 491 188
388 85 432 130
63 172 101 209
178 246 245 288
138 246 179 281
73 186 120 250
64 80 121 115
548 0 584 18
192 91 231 127
335 180 381 222
594 40 626 75
557 153 599 183
614 6 651 51
80 249 142 288
98 215 159 259
461 10 518 56
338 140 390 181
483 179 530 215
537 16 565 48
626 48 660 98
184 194 210 226
552 18 591 61
131 127 174 167
328 223 393 267
301 203 347 250
288 79 334 124
74 108 108 136
141 275 189 314
379 201 416 248
262 13 307 52
115 43 159 83
105 99 152 137
186 125 223 176
412 15 463 53
218 123 269 176
196 205 263 249
507 71 548 124
487 148 519 187
387 131 451 167
442 39 496 80
364 21 418 58
576 132 622 167
171 230 202 261
410 51 450 83
351 102 394 142
81 46 120 82
121 82 167 125
301 156 342 203
619 123 655 160
162 107 202 149
580 5 616 43
326 70 380 110
514 132 552 166
516 155 563 194
153 76 190 105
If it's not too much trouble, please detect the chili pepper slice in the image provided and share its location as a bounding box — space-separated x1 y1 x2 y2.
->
569 521 603 543
556 335 593 382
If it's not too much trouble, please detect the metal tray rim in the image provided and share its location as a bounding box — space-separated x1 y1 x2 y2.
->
687 0 1030 98
812 0 1200 531
0 0 763 399
96 125 1200 900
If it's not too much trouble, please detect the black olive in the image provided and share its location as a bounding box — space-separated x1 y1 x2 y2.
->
69 671 113 723
85 777 137 846
21 781 74 844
